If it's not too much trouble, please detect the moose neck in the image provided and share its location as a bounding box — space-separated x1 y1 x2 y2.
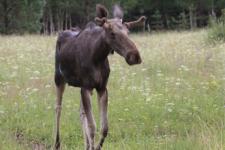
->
92 29 111 64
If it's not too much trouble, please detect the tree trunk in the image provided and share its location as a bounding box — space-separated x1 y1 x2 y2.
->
69 14 72 29
49 9 54 34
57 13 60 32
2 0 9 34
189 5 197 30
84 0 90 21
162 13 169 29
59 12 63 31
65 10 68 30
211 0 216 21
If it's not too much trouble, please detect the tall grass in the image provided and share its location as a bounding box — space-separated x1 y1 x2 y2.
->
0 31 224 149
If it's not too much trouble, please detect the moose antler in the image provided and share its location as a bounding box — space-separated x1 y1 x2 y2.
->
95 17 107 26
124 16 146 29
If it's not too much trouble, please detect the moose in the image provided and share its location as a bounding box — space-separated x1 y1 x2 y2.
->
54 4 146 150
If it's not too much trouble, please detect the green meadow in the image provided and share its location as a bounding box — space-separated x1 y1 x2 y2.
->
0 30 224 150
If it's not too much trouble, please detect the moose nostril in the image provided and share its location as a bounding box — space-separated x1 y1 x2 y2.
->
137 56 142 64
137 53 142 64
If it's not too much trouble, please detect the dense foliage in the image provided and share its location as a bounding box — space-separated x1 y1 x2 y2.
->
0 0 225 34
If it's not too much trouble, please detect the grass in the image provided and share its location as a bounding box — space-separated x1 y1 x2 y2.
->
0 30 224 150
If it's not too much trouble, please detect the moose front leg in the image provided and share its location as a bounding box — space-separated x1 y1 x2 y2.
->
80 88 96 150
96 88 108 150
54 83 65 150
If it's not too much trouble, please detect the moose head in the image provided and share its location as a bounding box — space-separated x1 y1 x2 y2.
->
95 4 146 65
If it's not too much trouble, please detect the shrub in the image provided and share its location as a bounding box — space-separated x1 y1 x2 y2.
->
208 9 225 42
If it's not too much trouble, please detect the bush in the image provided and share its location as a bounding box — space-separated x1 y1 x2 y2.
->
208 9 225 42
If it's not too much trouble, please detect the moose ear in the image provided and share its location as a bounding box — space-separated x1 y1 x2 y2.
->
96 4 108 18
113 4 124 19
124 16 147 29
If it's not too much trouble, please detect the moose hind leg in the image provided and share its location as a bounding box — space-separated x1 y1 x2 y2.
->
96 88 108 150
80 88 96 150
54 73 65 150
80 101 90 150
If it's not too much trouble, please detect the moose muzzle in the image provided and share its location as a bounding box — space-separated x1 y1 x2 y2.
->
125 51 142 65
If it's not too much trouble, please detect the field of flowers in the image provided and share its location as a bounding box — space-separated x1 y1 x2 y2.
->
0 30 224 150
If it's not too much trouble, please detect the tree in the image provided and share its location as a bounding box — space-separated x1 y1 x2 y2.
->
0 0 17 33
0 0 44 34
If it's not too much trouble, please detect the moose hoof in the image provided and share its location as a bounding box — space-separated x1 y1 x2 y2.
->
85 145 90 150
95 145 101 150
54 142 60 150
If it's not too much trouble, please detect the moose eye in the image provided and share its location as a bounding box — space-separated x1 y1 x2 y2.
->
110 32 116 39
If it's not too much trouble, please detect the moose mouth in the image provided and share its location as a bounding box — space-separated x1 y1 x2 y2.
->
125 51 142 65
